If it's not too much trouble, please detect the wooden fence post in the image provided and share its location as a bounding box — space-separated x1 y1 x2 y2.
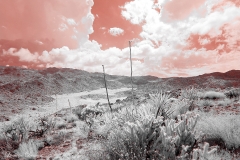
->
102 65 112 112
129 41 134 105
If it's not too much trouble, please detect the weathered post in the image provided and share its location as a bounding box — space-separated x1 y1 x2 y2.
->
102 65 112 112
68 99 72 114
129 41 134 105
55 94 58 111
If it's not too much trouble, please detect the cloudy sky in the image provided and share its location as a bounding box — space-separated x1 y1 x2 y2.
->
0 0 240 77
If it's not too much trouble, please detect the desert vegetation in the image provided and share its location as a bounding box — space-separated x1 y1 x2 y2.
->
0 84 240 159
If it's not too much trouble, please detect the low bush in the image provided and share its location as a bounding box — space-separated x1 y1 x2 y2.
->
72 105 85 119
197 99 214 108
54 118 67 130
170 99 190 119
2 117 30 143
63 114 78 123
202 91 226 100
15 139 41 160
225 89 240 99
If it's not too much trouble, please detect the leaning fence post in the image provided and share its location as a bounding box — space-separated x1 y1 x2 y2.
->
55 94 58 112
129 41 134 105
102 65 112 112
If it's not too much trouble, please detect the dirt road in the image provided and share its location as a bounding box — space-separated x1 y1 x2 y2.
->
0 87 131 128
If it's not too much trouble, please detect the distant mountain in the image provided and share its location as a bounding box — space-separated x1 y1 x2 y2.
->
201 70 240 79
0 66 240 97
139 70 240 92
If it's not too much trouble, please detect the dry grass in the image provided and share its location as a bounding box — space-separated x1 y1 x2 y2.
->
14 139 41 160
196 113 240 149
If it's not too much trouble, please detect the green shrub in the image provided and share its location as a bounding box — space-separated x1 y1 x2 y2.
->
63 114 78 123
181 87 198 101
15 139 40 160
2 117 30 143
203 91 225 100
225 89 240 99
72 105 85 119
170 99 190 119
54 118 66 130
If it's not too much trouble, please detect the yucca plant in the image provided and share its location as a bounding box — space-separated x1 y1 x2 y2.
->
149 91 173 120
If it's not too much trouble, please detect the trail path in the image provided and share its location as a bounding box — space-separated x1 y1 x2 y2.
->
0 87 131 128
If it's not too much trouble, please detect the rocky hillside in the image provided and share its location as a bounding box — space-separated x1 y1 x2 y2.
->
138 70 240 92
1 66 240 101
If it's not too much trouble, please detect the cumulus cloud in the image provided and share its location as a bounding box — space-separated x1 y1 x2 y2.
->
108 27 124 36
190 6 240 36
160 0 207 21
0 0 94 52
3 48 39 63
121 0 155 24
1 0 240 77
119 0 240 77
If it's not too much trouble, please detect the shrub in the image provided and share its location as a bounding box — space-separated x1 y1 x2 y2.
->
217 99 232 106
72 105 85 119
74 105 103 121
225 89 240 99
181 87 198 101
170 99 190 119
2 117 30 143
55 118 66 130
15 139 40 160
63 114 78 123
45 130 69 146
202 91 225 100
197 99 214 109
29 117 56 138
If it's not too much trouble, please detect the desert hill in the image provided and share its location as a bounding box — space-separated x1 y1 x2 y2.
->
1 66 240 97
139 70 240 92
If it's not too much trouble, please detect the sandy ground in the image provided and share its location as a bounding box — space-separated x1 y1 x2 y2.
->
0 87 131 129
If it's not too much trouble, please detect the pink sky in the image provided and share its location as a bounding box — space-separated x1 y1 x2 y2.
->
0 0 240 77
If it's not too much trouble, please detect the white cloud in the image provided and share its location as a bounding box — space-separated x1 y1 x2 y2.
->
108 27 124 36
121 0 155 24
198 37 210 45
3 0 229 78
4 0 240 78
191 6 240 36
3 48 39 62
59 23 68 31
67 18 77 25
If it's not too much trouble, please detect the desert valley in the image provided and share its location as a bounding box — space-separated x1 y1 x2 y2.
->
0 66 239 159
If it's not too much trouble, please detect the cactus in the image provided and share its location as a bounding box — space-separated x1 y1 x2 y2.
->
106 110 200 159
192 143 217 160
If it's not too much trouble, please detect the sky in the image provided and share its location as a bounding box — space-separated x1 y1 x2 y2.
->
0 0 240 77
